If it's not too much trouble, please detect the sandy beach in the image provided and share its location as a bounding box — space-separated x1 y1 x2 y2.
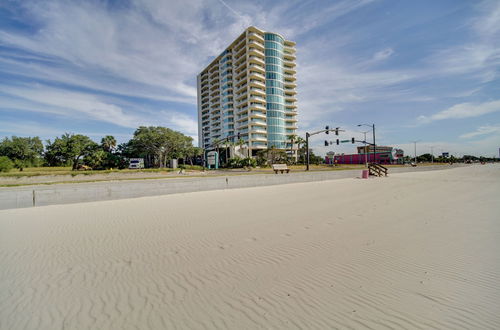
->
1 164 499 329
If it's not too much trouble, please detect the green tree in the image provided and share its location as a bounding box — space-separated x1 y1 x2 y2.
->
0 136 44 171
0 156 14 172
287 134 297 163
83 149 108 170
184 146 203 166
417 153 433 162
256 147 288 165
127 126 194 168
101 135 117 153
295 136 306 164
45 134 97 170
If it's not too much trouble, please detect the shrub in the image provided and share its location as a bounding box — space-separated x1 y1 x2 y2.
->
0 156 14 172
227 156 243 168
241 157 257 168
256 156 267 167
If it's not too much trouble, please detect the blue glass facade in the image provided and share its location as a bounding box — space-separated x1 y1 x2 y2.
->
264 33 286 149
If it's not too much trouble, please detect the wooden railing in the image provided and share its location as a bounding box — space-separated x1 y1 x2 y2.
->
368 163 388 177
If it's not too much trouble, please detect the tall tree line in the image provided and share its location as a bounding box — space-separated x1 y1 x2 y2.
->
0 126 202 171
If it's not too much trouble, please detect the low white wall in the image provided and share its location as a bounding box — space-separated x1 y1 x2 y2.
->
0 165 461 210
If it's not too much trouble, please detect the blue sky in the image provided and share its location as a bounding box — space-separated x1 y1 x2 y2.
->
1 0 499 157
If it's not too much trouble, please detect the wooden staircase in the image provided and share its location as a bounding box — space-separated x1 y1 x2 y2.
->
368 163 388 177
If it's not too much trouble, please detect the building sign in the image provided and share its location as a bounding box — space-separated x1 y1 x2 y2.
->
206 151 218 166
442 152 449 158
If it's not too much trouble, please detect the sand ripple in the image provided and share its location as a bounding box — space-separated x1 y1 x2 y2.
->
1 164 500 329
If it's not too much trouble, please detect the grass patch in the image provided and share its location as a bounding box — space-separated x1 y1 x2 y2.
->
0 166 178 178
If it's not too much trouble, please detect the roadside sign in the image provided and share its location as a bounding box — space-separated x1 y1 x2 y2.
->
206 151 218 169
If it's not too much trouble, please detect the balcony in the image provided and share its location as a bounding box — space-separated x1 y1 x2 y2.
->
283 66 297 75
251 135 267 142
235 82 247 93
250 87 266 96
235 60 246 73
249 64 265 73
248 47 264 57
250 126 267 133
249 71 265 81
235 69 247 81
249 103 266 110
249 79 265 88
235 92 247 101
236 107 248 116
248 32 264 42
248 40 264 50
234 37 246 52
250 111 266 119
209 65 219 74
251 119 266 126
236 122 249 129
248 55 265 65
249 95 266 104
251 141 267 148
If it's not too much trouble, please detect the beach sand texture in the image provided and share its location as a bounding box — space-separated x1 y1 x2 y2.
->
1 164 499 329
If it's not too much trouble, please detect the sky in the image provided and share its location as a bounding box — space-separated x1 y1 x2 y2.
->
0 0 499 158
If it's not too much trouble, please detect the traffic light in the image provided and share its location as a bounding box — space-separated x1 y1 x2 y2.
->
325 125 329 134
324 140 329 146
336 139 339 145
335 128 339 135
351 137 355 143
237 132 241 140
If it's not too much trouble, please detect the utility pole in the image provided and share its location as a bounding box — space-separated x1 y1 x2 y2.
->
306 132 310 171
411 140 419 164
430 146 434 164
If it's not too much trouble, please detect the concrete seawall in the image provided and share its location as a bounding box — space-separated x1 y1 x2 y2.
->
0 165 461 210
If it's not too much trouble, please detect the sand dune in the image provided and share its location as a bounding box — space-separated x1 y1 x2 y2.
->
1 164 499 329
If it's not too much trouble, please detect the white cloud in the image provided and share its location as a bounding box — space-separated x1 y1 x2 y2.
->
460 125 500 139
418 100 500 123
372 48 394 62
1 84 143 128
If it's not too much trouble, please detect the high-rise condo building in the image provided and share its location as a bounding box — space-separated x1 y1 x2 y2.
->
197 26 298 157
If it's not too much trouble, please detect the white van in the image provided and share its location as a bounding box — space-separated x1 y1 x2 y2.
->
129 158 144 169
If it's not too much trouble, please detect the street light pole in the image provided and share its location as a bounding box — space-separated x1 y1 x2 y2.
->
430 146 434 164
411 140 419 164
360 130 370 167
372 124 376 164
358 123 376 164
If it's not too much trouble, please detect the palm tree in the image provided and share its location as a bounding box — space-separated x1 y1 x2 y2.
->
295 136 306 164
236 138 248 158
224 139 235 167
101 135 117 153
287 134 297 163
